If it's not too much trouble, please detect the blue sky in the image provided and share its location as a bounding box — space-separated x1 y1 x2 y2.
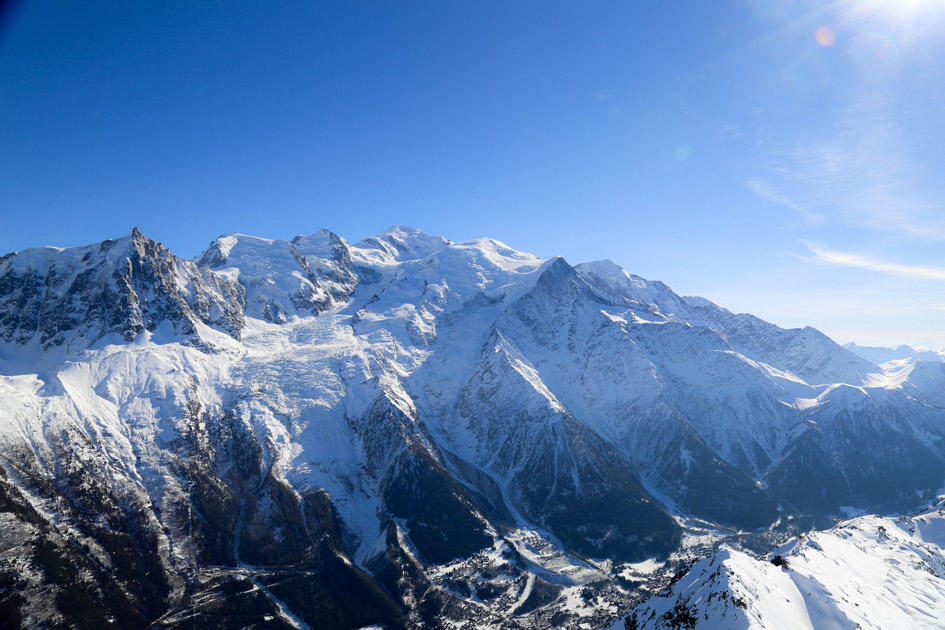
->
2 0 944 347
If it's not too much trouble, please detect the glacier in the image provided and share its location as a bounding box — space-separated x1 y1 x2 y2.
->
1 225 944 628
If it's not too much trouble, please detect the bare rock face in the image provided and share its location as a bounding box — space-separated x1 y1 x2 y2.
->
2 225 945 629
0 228 244 349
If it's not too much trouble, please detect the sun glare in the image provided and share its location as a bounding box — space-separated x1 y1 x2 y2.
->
855 0 944 20
863 0 927 10
837 0 945 60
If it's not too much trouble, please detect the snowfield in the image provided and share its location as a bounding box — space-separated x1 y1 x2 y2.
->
1 225 945 628
626 502 945 630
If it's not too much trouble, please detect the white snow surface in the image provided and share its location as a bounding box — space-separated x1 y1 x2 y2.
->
628 502 945 630
4 225 945 627
3 227 943 545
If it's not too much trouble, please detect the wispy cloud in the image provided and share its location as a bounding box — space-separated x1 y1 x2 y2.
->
773 113 945 240
745 177 823 224
756 2 945 242
807 244 945 280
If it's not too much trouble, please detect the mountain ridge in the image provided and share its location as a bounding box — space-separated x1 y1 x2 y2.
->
626 501 945 630
1 225 944 629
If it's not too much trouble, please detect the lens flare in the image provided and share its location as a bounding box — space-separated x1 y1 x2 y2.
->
816 25 836 46
674 144 692 161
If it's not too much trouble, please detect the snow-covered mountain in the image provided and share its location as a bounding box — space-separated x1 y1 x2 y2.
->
1 225 944 629
625 501 945 629
845 341 945 365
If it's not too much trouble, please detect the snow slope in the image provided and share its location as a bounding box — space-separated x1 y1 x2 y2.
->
2 225 945 629
626 502 945 630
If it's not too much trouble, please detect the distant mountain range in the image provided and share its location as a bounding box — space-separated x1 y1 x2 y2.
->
1 226 944 628
844 341 945 365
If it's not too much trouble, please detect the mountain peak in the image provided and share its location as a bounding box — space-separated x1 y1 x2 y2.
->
290 228 348 255
541 255 571 272
4 225 945 628
532 256 581 287
629 507 945 629
352 225 451 265
574 259 674 308
378 225 451 254
378 224 434 238
0 229 244 348
574 259 635 290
